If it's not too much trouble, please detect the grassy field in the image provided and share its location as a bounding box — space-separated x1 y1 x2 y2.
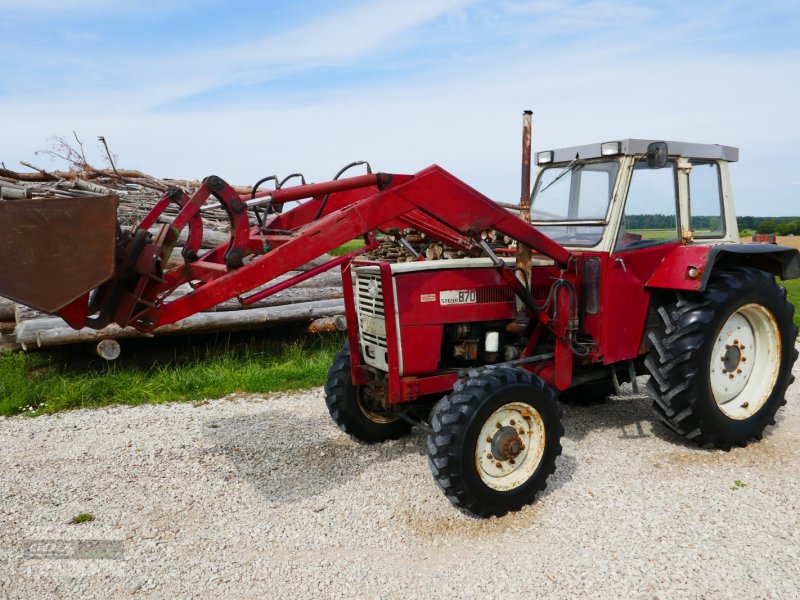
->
782 278 800 329
329 239 365 256
628 228 678 241
0 331 345 417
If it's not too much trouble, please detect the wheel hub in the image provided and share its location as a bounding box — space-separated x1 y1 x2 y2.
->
356 382 399 424
709 303 781 419
722 344 742 373
491 426 524 460
475 403 546 491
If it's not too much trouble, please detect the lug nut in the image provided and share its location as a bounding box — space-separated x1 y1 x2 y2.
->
486 453 493 459
737 369 742 374
510 419 516 425
733 339 738 345
722 369 727 374
729 374 734 379
518 429 525 435
741 402 749 409
487 437 493 443
725 344 731 350
509 459 516 465
495 461 502 469
496 423 502 429
741 357 747 362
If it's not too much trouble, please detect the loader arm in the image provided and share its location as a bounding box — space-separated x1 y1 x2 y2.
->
1 165 572 333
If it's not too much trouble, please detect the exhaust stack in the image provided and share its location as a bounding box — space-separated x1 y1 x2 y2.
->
516 110 533 277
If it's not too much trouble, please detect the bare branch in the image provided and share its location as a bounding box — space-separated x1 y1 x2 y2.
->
20 161 58 180
98 135 124 182
72 130 87 164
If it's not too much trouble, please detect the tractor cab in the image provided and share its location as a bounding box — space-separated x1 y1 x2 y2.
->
531 139 740 252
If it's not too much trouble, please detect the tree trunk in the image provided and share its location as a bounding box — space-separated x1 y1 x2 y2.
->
15 299 345 350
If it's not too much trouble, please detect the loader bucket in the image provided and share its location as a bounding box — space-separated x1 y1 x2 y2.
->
0 195 119 314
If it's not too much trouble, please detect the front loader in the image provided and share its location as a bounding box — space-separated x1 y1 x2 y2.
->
1 116 798 517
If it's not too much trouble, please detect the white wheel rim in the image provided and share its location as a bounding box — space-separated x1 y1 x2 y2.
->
709 303 781 420
474 402 546 491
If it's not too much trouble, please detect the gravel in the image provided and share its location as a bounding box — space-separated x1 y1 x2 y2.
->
1 359 799 599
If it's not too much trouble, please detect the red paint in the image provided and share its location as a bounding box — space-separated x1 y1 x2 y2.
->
646 244 711 291
602 242 680 364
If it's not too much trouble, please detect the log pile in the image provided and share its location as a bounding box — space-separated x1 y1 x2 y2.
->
0 262 346 353
0 150 349 353
363 229 514 263
0 165 234 231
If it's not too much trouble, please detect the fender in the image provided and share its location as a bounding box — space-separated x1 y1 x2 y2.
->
646 243 800 292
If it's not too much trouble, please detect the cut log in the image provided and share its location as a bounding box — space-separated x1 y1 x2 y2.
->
15 304 48 323
148 226 230 250
0 186 32 199
96 339 121 361
0 297 15 321
306 315 347 333
15 299 345 350
165 285 344 311
74 178 128 195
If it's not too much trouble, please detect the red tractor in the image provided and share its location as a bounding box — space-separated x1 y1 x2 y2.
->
1 115 797 517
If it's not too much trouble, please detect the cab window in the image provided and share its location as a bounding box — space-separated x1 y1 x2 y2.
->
616 160 678 251
689 161 724 238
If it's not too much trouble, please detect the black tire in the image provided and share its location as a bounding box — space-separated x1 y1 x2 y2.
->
645 267 798 449
323 343 413 443
559 378 616 405
427 366 563 518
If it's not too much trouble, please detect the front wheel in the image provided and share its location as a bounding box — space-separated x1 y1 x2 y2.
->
324 343 413 443
646 267 798 449
427 366 563 517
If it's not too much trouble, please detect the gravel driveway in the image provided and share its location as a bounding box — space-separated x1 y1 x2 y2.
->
1 359 799 599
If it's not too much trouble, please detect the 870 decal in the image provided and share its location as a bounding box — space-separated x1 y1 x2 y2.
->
439 289 477 305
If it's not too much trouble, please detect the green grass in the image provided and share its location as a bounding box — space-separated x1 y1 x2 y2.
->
70 512 95 524
627 228 679 241
0 332 344 417
780 278 800 330
330 239 366 256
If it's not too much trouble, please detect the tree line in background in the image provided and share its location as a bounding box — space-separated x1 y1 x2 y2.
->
627 215 800 235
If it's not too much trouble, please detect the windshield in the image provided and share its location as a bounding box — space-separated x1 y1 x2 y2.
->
531 160 620 246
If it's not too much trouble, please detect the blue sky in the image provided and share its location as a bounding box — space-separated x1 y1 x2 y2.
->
1 0 799 215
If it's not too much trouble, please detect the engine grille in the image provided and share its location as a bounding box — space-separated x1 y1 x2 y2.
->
355 272 385 318
354 271 389 371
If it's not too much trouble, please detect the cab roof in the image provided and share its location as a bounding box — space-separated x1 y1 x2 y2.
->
541 139 739 164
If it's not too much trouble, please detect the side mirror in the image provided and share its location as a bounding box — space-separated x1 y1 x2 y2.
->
646 141 668 169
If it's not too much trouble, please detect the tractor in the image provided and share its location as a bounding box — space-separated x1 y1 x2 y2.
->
0 114 797 517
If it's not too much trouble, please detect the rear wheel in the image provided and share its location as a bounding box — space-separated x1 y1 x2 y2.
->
427 366 563 517
646 267 797 449
323 343 413 443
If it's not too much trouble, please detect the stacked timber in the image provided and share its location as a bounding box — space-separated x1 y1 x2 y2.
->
2 258 347 352
0 162 349 352
363 229 514 263
0 298 19 351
